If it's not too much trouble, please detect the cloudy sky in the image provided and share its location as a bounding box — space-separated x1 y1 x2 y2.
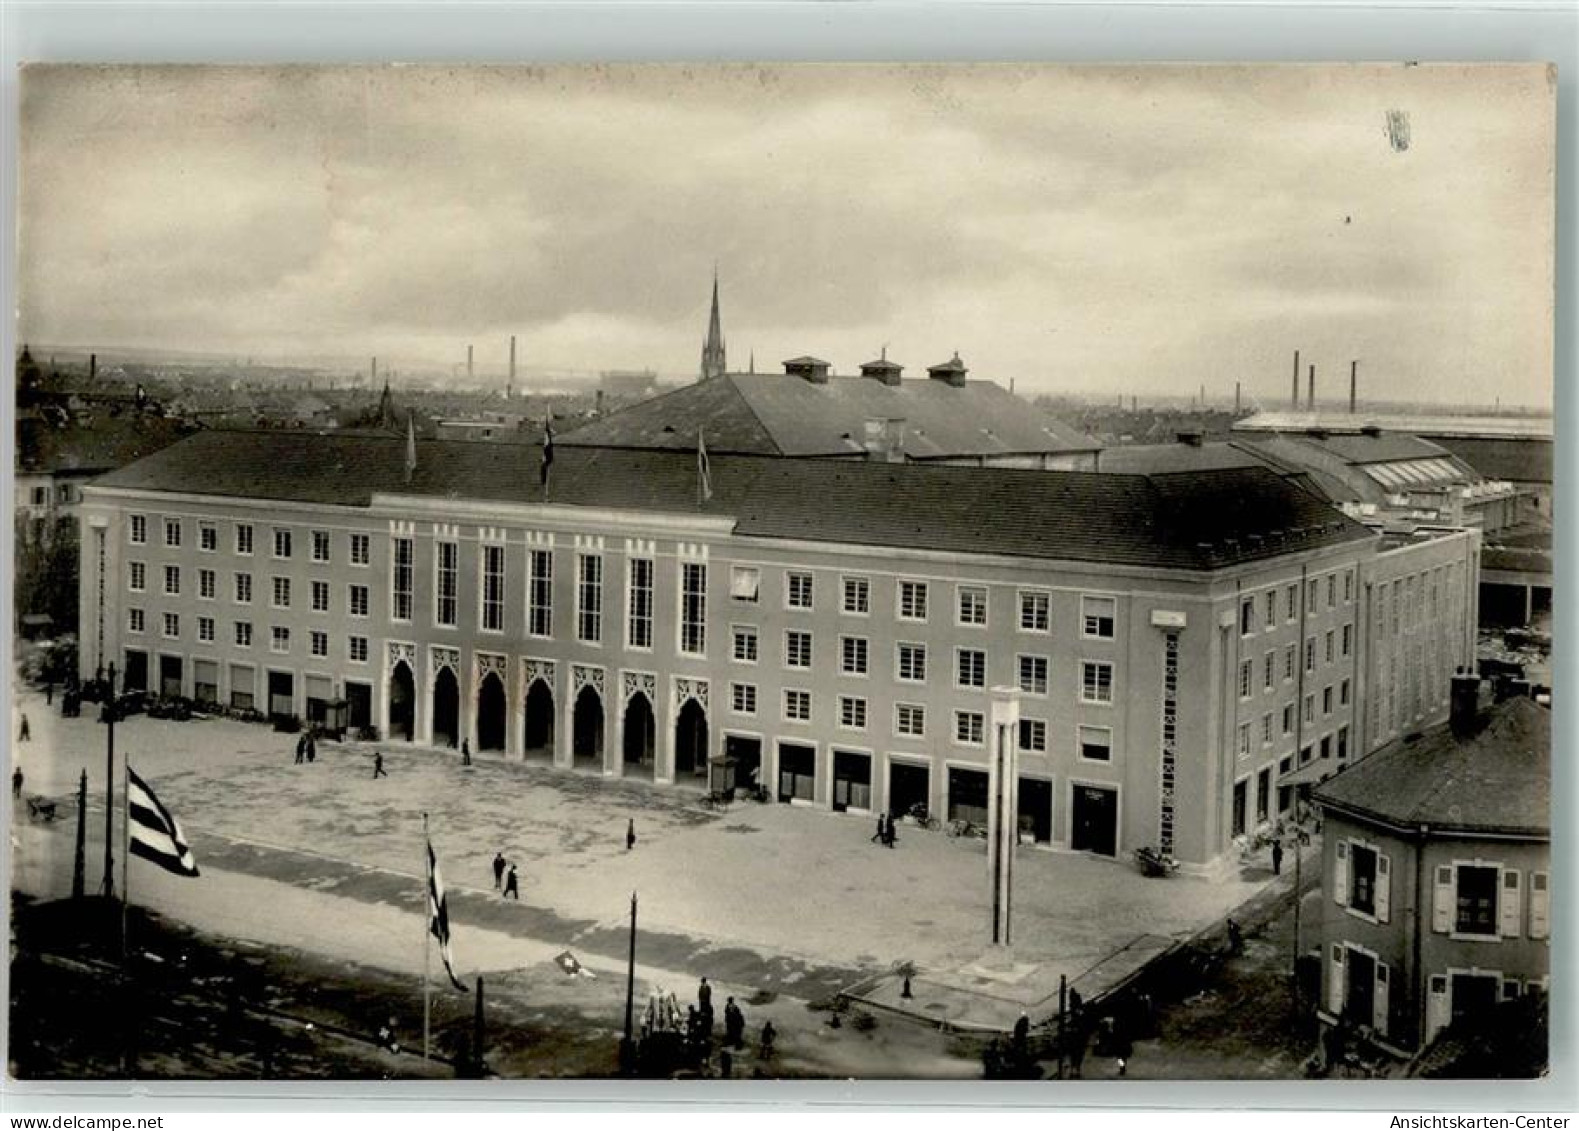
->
18 64 1555 405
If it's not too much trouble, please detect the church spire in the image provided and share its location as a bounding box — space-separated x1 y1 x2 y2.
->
699 267 727 381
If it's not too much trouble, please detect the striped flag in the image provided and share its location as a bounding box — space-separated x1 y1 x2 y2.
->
404 412 417 483
539 417 555 487
697 427 712 503
127 767 200 878
426 837 468 992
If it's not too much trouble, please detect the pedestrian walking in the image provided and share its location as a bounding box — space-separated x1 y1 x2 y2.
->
1272 838 1284 876
305 733 317 763
626 818 636 851
45 681 53 706
492 851 506 890
759 1020 776 1059
372 751 388 779
871 814 885 844
11 765 22 799
18 713 29 743
295 734 306 765
462 738 472 766
724 997 745 1050
884 813 897 849
503 864 520 900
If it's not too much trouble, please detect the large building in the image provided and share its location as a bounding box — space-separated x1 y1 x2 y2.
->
1311 687 1549 1055
79 429 1476 875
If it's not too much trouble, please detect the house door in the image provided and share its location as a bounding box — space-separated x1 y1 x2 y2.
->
159 654 183 698
1071 784 1118 856
1345 948 1376 1028
346 682 373 730
777 743 816 803
122 649 149 693
267 670 294 720
888 761 930 819
832 751 871 813
1451 973 1500 1028
726 735 762 794
1018 777 1053 843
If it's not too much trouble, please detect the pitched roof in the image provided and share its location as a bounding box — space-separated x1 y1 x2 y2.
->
559 371 1098 459
1312 697 1550 838
90 429 1373 571
16 414 197 477
1430 436 1553 485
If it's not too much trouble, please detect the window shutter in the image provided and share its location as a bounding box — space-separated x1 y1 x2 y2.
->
1375 852 1391 923
1426 976 1449 1044
1328 944 1346 1015
1433 865 1454 933
1500 869 1523 938
1373 962 1390 1036
1333 841 1349 906
1530 871 1549 940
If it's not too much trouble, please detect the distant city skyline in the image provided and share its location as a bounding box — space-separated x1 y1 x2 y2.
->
18 64 1556 407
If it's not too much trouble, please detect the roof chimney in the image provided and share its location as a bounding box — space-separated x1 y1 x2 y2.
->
1450 667 1483 737
783 356 832 384
859 352 904 387
927 352 968 388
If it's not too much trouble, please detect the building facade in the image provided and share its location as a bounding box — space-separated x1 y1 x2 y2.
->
80 431 1476 875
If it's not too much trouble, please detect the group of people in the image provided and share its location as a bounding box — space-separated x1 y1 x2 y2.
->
869 812 899 848
293 732 318 764
491 851 520 899
641 978 774 1077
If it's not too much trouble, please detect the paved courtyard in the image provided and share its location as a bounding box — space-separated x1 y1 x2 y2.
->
11 685 1274 1029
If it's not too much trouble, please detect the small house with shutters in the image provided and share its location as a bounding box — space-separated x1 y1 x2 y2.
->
1310 677 1549 1055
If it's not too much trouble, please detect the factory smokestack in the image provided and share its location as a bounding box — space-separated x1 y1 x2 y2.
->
467 345 474 381
1292 350 1300 409
89 353 96 380
1234 381 1241 413
1307 364 1315 411
1349 360 1358 414
509 336 517 382
370 356 377 387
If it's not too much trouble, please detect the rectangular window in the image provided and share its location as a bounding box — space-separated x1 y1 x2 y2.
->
680 562 707 656
199 568 216 601
1327 574 1337 609
1323 686 1333 715
392 537 414 622
1082 595 1116 639
1264 651 1275 691
627 558 654 649
785 629 812 669
234 621 252 648
311 580 330 613
1325 630 1335 664
1305 637 1316 673
1262 712 1273 746
1284 645 1295 681
1256 767 1271 823
344 584 368 618
1286 584 1298 622
1080 661 1114 704
1455 865 1499 936
731 683 757 716
1282 703 1294 736
164 518 182 548
435 541 459 627
577 554 603 643
1337 725 1349 759
1020 590 1050 632
528 549 553 637
732 625 758 664
839 696 867 730
731 566 760 603
348 636 369 663
164 564 180 596
162 612 180 639
1078 724 1112 762
129 514 147 545
128 607 145 633
896 703 926 737
783 689 812 723
1303 694 1314 724
1237 722 1251 757
199 523 217 552
270 626 290 653
235 523 253 555
1340 678 1351 707
955 710 984 746
1342 624 1353 657
842 575 869 615
1232 780 1247 836
197 616 215 643
898 580 929 622
128 561 146 592
311 530 331 563
1240 597 1255 636
350 533 370 566
956 648 986 689
1018 654 1048 696
481 543 506 633
897 642 927 683
1018 718 1047 753
958 585 988 627
1308 579 1319 614
271 576 291 609
1265 592 1277 630
1350 843 1377 915
786 571 814 610
840 635 869 676
310 630 329 658
273 528 292 559
1239 660 1253 699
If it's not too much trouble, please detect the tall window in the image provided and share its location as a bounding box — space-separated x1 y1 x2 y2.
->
234 621 252 648
1082 595 1116 639
1020 590 1050 632
897 642 927 683
842 576 869 615
1240 597 1255 635
898 580 928 622
129 514 147 545
838 696 867 730
1348 844 1376 914
1239 660 1252 699
200 523 217 552
198 616 215 643
392 537 414 622
349 636 369 663
1080 661 1114 704
783 689 812 722
577 554 603 643
955 711 984 746
1264 591 1277 629
311 530 331 563
732 625 758 663
348 584 369 618
435 541 459 627
1018 718 1048 753
128 561 146 592
481 544 505 632
1263 651 1275 691
956 648 986 689
350 533 370 566
958 586 988 626
785 629 812 669
273 528 292 559
786 571 813 610
271 625 290 653
235 523 253 556
627 557 654 649
1454 865 1499 936
164 564 181 596
680 562 707 656
162 612 180 639
199 568 216 600
840 635 869 676
164 519 182 548
730 683 757 716
311 580 330 613
128 608 145 633
528 549 553 637
271 576 291 609
234 572 252 604
310 630 329 658
1018 654 1048 696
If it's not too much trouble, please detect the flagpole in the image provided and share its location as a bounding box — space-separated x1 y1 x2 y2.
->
423 811 431 1062
120 755 133 1078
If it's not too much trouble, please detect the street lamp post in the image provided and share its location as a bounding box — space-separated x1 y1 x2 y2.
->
988 687 1022 946
100 662 117 898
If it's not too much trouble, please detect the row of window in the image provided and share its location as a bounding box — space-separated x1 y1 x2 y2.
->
1237 629 1355 699
1238 569 1356 636
1336 840 1550 942
1236 681 1352 756
129 515 371 566
129 564 373 617
125 608 371 662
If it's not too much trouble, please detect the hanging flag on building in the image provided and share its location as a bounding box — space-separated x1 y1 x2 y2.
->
405 412 417 483
426 836 468 992
697 427 712 503
540 417 555 488
127 767 200 878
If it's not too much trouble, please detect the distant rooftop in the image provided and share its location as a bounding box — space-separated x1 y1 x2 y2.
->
1233 411 1553 441
16 413 197 477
